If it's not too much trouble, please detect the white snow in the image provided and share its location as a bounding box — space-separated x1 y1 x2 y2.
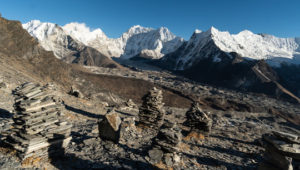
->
23 20 85 59
23 20 57 41
211 28 299 62
63 22 107 44
175 27 300 70
23 20 184 60
23 20 300 69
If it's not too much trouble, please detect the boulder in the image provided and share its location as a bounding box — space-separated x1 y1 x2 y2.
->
98 110 121 143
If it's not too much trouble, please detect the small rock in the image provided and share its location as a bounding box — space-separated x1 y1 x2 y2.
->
69 86 82 98
148 148 164 163
0 82 7 89
164 153 173 166
83 138 95 146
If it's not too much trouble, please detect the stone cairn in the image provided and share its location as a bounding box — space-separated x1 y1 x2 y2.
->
148 120 182 165
184 102 212 135
4 82 72 160
138 87 165 130
259 131 300 170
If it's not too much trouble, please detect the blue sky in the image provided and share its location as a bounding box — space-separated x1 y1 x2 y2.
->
0 0 299 40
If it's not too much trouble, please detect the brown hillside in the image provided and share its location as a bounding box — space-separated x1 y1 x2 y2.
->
0 17 192 107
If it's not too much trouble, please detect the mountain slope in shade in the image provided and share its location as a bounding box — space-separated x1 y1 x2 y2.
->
181 52 300 103
159 28 300 103
162 27 300 70
62 23 184 59
22 20 122 68
0 17 72 88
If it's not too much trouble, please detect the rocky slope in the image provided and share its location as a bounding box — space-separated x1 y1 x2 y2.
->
23 20 121 68
24 21 184 60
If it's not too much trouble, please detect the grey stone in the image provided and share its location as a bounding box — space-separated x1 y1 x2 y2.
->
98 110 121 143
164 153 173 166
148 148 164 163
83 138 96 146
0 82 7 89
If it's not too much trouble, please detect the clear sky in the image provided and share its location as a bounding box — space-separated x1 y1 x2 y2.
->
0 0 299 40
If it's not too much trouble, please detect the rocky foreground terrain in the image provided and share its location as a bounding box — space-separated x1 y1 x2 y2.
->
0 58 299 169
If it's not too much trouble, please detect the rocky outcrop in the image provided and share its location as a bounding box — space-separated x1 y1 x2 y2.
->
184 102 212 135
259 131 300 170
138 87 165 129
4 82 72 159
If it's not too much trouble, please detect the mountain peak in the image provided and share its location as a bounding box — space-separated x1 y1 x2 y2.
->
194 29 202 34
126 25 153 35
206 26 220 35
23 20 57 41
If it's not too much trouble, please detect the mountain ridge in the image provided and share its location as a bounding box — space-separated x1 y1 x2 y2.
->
24 20 184 60
22 20 122 68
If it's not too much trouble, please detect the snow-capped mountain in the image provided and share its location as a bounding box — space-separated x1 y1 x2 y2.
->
63 23 184 59
23 20 66 59
163 27 300 70
23 20 121 68
23 20 184 60
159 27 300 101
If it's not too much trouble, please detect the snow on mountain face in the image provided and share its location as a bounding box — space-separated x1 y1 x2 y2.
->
121 26 184 59
63 22 107 44
210 27 299 61
23 20 76 59
24 20 184 60
172 27 300 70
62 23 184 59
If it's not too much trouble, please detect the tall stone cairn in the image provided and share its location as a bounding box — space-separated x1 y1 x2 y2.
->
153 120 182 153
148 120 182 164
185 102 212 134
4 82 72 159
259 131 300 170
138 87 165 129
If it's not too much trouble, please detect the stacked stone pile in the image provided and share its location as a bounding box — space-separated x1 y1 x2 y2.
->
259 131 300 170
138 87 165 129
185 102 212 135
4 82 72 159
154 120 182 153
148 120 182 165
